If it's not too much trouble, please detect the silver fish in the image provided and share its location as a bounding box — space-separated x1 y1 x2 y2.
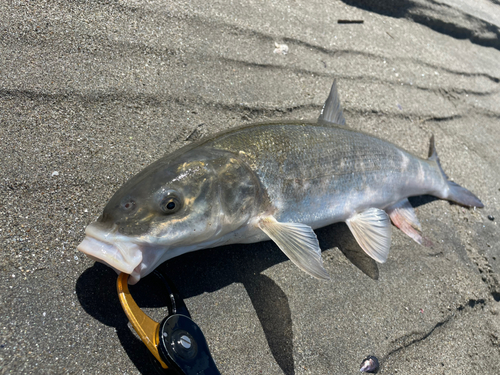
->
77 80 483 284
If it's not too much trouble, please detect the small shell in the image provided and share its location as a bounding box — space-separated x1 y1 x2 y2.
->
273 42 289 55
360 355 379 373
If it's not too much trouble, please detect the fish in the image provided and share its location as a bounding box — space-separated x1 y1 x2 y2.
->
77 80 483 284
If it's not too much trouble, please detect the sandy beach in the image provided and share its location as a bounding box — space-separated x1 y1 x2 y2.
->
1 0 499 373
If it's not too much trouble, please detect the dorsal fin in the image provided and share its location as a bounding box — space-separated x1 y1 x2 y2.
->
317 79 346 126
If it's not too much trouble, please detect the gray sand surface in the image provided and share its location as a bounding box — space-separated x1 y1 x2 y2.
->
1 0 499 374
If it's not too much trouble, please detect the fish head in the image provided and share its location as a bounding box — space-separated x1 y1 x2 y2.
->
78 147 259 284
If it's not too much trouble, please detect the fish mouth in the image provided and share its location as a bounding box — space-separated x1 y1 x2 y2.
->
77 222 143 283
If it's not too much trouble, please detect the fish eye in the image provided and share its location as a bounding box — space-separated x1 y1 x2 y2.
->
160 192 182 214
122 200 136 211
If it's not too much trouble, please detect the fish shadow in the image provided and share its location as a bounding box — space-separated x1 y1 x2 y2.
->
75 222 378 375
75 263 178 374
161 242 299 374
317 222 380 280
75 242 298 374
408 195 439 208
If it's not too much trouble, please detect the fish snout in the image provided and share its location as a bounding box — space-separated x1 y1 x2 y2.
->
77 223 143 278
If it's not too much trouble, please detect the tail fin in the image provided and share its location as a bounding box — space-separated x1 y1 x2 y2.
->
428 135 484 208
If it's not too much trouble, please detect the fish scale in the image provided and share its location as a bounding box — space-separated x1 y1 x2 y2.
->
209 123 438 224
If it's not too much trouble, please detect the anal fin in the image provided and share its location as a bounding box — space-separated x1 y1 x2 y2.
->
386 199 432 246
258 216 330 280
346 208 392 263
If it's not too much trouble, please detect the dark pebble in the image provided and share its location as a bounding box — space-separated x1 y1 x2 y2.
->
488 215 495 221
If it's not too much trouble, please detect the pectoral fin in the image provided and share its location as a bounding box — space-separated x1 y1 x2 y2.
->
258 216 330 280
386 199 432 246
346 208 392 263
